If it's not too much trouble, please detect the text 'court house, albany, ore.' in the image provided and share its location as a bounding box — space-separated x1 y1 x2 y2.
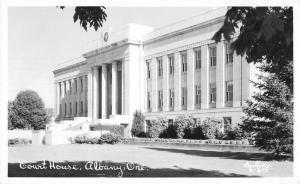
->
53 8 257 133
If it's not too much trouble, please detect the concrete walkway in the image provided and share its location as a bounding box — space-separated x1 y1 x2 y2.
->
8 144 293 177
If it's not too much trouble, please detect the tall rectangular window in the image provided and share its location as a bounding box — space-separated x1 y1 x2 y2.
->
69 103 72 115
169 55 174 75
169 89 174 108
226 43 233 64
226 81 233 102
69 80 72 94
157 57 163 77
210 83 216 103
158 90 163 110
59 104 62 115
59 82 62 97
80 77 83 92
75 102 78 115
85 75 88 92
181 51 187 73
181 87 187 106
64 103 67 116
209 46 217 67
223 117 232 132
64 81 66 95
146 61 151 79
81 101 84 114
194 48 201 69
147 92 151 111
195 85 201 105
74 79 77 94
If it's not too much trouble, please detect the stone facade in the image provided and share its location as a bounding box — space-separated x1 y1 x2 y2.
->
53 8 257 129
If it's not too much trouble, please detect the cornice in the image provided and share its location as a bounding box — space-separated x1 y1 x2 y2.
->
53 61 87 74
83 39 142 59
143 16 225 45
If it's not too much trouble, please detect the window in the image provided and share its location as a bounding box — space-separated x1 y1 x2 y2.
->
169 89 174 108
194 49 201 69
64 103 67 116
80 77 83 92
158 90 163 110
226 81 233 102
69 103 72 115
181 87 187 106
74 79 77 94
169 55 174 75
147 92 151 111
195 85 201 105
64 81 67 95
223 117 232 132
210 83 216 103
157 57 163 77
181 51 187 73
209 46 217 67
59 83 62 97
59 104 62 115
69 80 72 94
75 102 78 115
146 61 151 79
226 43 233 64
85 75 88 92
81 101 84 114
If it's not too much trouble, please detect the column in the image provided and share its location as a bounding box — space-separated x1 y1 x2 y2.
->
216 41 225 108
61 81 65 116
101 64 107 119
187 48 195 110
162 55 169 112
55 82 60 117
76 77 80 116
151 58 158 112
87 69 93 118
233 52 242 107
92 67 99 119
84 75 88 116
201 45 209 109
111 61 118 115
174 52 182 111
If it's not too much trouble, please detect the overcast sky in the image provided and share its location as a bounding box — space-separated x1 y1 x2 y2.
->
8 6 216 108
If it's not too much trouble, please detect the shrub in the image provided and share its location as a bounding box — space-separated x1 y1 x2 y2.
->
90 124 124 137
147 117 168 138
202 118 222 139
159 124 177 138
73 135 90 144
173 115 195 139
99 133 121 144
8 138 32 146
131 110 146 137
222 126 243 140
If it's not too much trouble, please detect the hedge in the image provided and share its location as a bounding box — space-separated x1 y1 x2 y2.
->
89 124 124 137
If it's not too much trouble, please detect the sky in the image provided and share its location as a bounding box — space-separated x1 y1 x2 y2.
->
8 6 215 108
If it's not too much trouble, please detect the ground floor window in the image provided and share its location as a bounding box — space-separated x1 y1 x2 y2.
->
223 117 232 132
181 87 187 108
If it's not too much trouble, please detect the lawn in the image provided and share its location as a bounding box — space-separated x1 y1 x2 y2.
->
8 144 293 177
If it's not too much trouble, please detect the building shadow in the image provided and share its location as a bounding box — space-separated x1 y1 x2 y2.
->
8 160 258 177
143 147 290 161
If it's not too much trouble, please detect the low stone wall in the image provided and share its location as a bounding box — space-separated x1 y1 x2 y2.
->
121 138 263 153
8 130 32 140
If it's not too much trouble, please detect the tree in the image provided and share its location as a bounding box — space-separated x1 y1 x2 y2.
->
131 110 146 137
59 6 107 31
213 7 293 92
240 63 293 156
213 7 293 156
8 90 50 130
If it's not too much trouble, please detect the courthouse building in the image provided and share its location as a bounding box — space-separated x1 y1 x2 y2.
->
53 8 257 130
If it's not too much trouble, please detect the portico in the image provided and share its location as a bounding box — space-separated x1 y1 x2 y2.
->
89 61 123 120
